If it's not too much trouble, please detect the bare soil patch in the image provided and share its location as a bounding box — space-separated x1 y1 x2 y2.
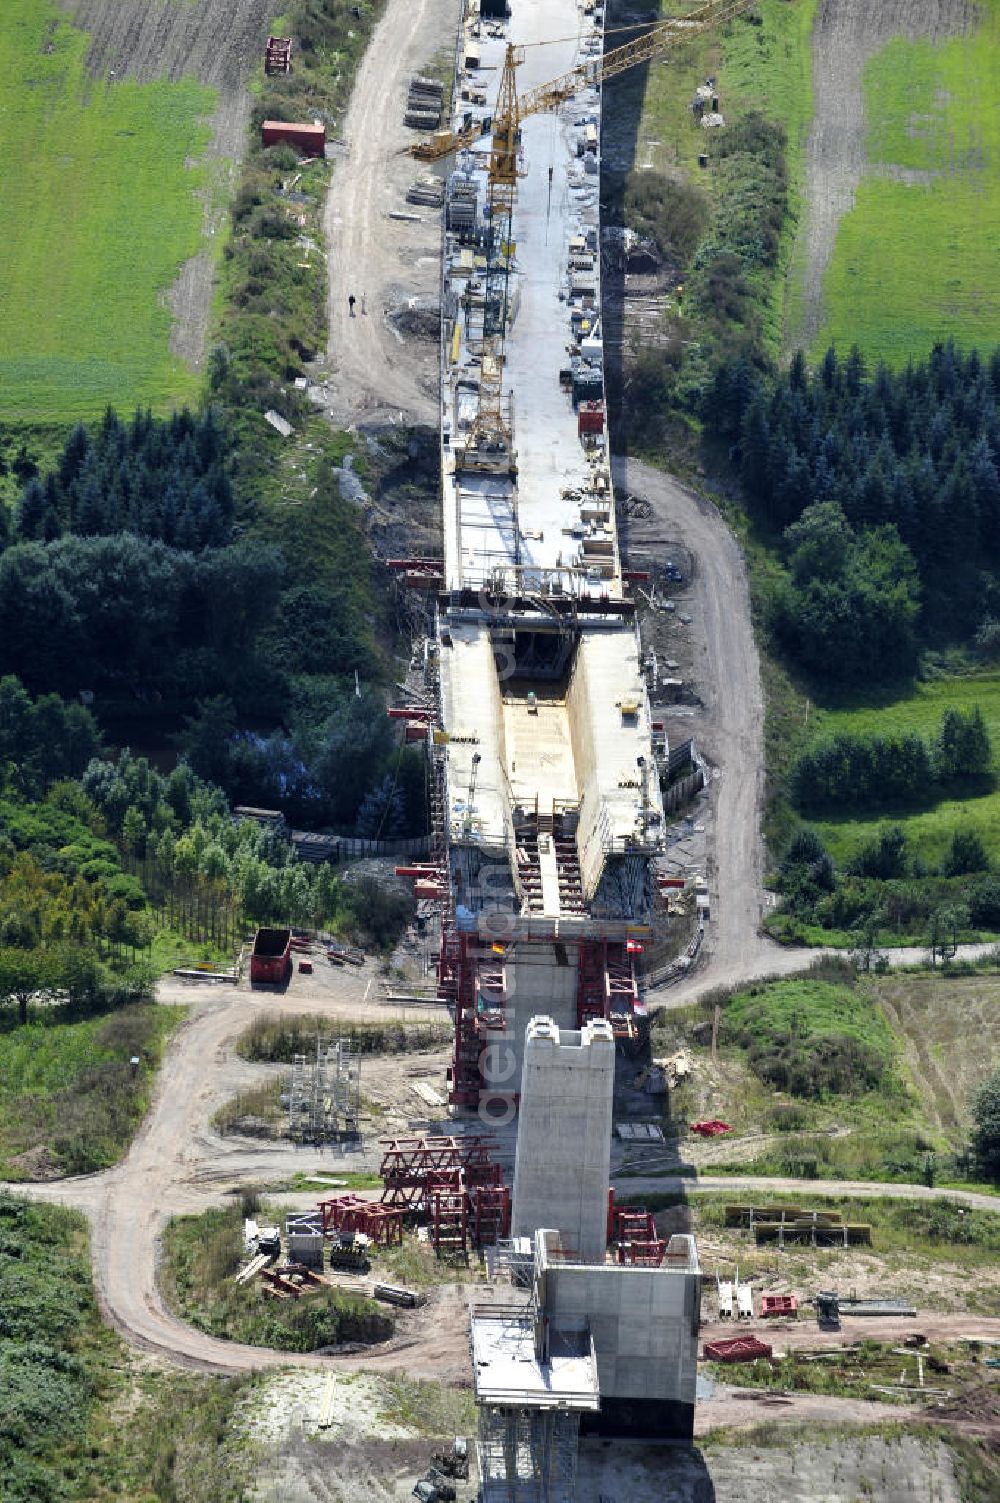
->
580 1433 961 1501
793 0 974 350
877 973 1000 1142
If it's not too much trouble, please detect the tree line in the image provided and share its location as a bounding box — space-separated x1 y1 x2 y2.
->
0 408 415 832
792 706 992 812
708 342 1000 685
9 407 233 551
777 822 1000 949
0 680 417 1025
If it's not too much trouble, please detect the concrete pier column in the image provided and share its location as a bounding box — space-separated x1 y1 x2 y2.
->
511 1015 614 1262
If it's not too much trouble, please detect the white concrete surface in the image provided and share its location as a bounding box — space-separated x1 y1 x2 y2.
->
512 1016 615 1261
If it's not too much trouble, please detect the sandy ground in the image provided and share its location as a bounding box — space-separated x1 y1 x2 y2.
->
321 0 461 427
58 0 275 369
792 0 974 350
581 1432 962 1500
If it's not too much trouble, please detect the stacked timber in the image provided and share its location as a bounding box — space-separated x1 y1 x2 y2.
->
405 74 444 130
407 176 445 208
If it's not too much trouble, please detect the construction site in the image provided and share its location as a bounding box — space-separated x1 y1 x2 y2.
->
389 4 752 1110
377 2 737 1488
6 2 1000 1501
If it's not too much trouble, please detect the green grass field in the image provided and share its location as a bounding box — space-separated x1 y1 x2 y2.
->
0 0 216 420
723 975 896 1066
816 0 1000 363
613 1 817 179
804 673 1000 867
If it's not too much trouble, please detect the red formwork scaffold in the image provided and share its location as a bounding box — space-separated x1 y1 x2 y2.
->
473 1183 511 1245
379 1135 496 1197
430 1186 468 1260
441 931 487 1108
576 938 641 1039
613 1206 666 1267
377 1136 509 1256
317 1194 404 1247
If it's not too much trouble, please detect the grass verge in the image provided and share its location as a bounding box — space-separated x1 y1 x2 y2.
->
0 1003 185 1180
235 1012 452 1063
0 1192 252 1501
651 969 997 1184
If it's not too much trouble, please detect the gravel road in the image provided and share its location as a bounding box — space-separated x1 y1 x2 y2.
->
323 0 460 427
616 1170 1000 1217
615 457 777 985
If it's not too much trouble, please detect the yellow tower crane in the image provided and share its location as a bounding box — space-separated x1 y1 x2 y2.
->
415 0 755 468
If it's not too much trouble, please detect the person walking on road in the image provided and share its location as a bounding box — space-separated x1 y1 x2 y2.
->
348 293 356 316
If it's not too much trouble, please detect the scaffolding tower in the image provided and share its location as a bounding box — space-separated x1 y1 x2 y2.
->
288 1038 361 1142
478 1405 582 1503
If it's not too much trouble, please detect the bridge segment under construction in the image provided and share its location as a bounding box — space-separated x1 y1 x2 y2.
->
393 0 711 1119
390 0 750 1114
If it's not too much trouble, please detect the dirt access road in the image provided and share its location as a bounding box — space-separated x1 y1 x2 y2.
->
616 456 789 994
323 0 460 427
792 0 974 349
9 967 998 1382
14 969 473 1380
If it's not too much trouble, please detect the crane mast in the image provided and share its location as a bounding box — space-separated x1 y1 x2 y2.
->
416 0 754 471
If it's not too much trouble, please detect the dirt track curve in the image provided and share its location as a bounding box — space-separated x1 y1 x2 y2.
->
13 974 473 1380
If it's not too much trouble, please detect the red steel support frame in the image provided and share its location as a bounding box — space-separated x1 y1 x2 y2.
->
473 1184 511 1246
613 1205 666 1267
430 1186 469 1259
318 1195 404 1246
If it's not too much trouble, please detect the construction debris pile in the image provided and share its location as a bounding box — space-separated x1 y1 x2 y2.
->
235 1214 423 1309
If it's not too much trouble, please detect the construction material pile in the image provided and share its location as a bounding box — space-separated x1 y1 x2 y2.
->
405 75 444 130
378 1135 511 1260
724 1204 873 1248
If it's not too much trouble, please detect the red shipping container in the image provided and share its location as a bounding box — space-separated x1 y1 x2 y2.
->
261 120 326 157
578 401 605 437
250 927 292 984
